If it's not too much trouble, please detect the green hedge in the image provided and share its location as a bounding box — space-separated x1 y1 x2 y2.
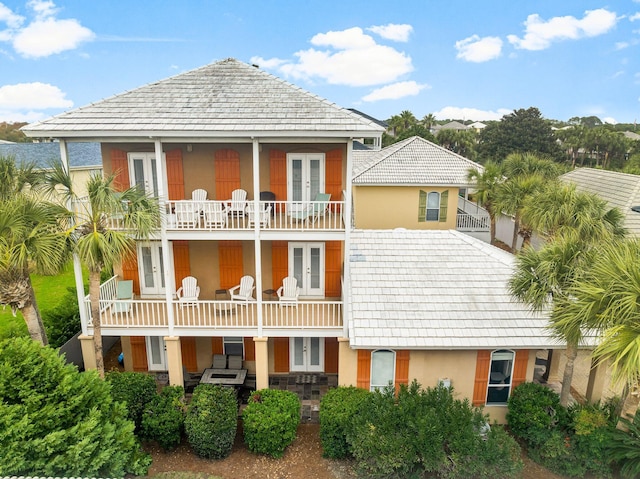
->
106 370 158 432
319 386 369 458
242 389 300 458
0 338 150 476
185 384 238 459
141 385 185 451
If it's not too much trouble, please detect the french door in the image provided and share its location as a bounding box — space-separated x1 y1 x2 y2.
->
129 152 159 197
138 242 166 296
146 336 167 371
289 242 324 297
287 153 324 209
290 337 324 372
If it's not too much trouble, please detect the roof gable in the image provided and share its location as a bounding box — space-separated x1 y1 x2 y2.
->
23 58 385 138
352 135 483 185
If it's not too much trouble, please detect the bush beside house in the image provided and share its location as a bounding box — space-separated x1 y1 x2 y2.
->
319 386 369 459
0 337 150 477
141 385 186 451
242 389 300 458
106 370 158 432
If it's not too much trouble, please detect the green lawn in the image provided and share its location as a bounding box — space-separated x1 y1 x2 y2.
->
0 263 85 340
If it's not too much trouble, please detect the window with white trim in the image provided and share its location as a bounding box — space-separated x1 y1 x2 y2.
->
486 349 514 404
370 349 395 391
223 337 244 357
418 190 449 223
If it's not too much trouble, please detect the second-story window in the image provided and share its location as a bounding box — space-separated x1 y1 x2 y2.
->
418 190 448 223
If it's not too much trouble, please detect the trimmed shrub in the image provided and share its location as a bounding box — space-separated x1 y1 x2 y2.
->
42 287 81 348
506 382 567 448
0 337 151 477
319 386 369 458
106 370 157 431
185 384 238 459
141 385 185 451
242 389 300 458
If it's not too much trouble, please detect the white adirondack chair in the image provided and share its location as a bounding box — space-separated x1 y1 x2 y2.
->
229 275 255 302
176 276 200 307
174 201 199 228
277 276 300 304
191 188 208 213
246 202 272 227
203 201 228 228
228 189 247 216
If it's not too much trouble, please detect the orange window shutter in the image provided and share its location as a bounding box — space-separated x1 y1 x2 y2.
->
325 241 342 298
181 337 197 372
214 149 241 200
357 349 371 390
394 350 410 392
271 241 288 292
244 337 256 361
218 241 244 289
269 149 287 211
172 241 191 289
130 336 148 372
273 337 289 373
472 350 491 406
166 149 185 200
110 149 130 192
211 337 223 355
325 149 343 212
512 350 529 389
324 337 339 374
121 253 140 296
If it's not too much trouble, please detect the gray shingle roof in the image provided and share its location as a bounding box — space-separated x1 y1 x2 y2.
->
561 167 640 236
23 58 385 138
0 142 101 168
348 229 556 349
352 136 483 185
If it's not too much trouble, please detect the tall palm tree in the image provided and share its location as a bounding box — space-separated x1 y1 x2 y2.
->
0 156 69 345
467 161 503 244
511 187 626 405
48 166 160 377
421 113 436 130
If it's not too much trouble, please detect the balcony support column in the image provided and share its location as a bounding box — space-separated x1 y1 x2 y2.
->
338 337 357 387
254 337 269 390
79 334 97 371
252 138 264 336
164 336 183 387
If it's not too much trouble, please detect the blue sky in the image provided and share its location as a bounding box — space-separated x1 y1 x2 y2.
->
0 0 639 125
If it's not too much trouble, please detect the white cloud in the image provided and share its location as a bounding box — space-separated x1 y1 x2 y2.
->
367 24 413 42
603 117 617 124
0 82 72 109
630 12 640 21
250 55 287 69
0 0 94 58
433 106 512 122
455 35 503 62
361 81 429 102
0 109 46 122
611 70 624 78
616 41 630 50
508 8 618 51
260 27 413 87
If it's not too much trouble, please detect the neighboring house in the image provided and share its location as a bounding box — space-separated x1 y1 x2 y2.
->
22 58 560 420
561 167 640 236
622 131 640 141
352 136 490 241
0 141 102 197
431 120 469 135
468 121 487 131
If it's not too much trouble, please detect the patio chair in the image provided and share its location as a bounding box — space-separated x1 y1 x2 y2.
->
191 188 208 214
174 200 199 228
176 276 200 307
246 202 272 227
229 275 255 302
113 279 134 316
202 201 228 228
228 189 247 216
228 354 243 370
289 193 331 224
183 366 202 393
212 353 228 369
277 276 300 304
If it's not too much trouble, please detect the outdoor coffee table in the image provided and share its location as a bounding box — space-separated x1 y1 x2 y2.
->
199 368 247 386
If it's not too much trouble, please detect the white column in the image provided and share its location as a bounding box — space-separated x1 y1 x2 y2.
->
252 138 264 337
59 140 90 334
342 139 354 338
154 139 175 335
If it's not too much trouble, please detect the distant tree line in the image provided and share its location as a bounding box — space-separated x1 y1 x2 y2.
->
0 122 30 142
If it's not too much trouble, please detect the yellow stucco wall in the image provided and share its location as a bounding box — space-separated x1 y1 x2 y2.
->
353 185 458 229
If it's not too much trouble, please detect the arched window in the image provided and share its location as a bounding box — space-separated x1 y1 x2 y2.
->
370 349 396 391
486 349 515 404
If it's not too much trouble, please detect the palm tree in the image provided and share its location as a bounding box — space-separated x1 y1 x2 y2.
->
467 161 503 244
421 113 436 130
0 156 69 345
48 166 160 376
511 186 626 405
553 238 640 413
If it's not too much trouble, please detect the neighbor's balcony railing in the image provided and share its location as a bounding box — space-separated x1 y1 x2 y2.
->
456 196 490 231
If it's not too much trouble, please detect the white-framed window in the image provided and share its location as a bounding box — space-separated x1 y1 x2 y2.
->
370 349 395 391
486 349 514 405
418 190 448 223
223 337 244 357
426 192 440 221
